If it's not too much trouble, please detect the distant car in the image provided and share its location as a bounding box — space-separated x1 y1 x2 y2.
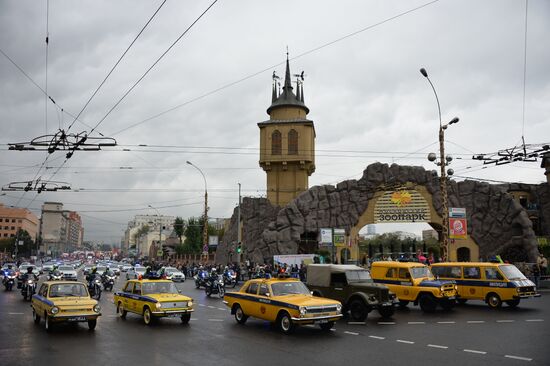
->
42 263 55 273
126 266 147 280
162 267 185 282
108 265 120 276
121 265 133 272
83 265 93 276
32 281 101 331
58 265 78 281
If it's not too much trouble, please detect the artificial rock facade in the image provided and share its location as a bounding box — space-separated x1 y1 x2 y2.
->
218 163 546 264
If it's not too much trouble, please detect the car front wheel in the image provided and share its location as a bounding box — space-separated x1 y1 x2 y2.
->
319 321 335 331
378 305 395 318
143 307 154 325
33 309 41 324
88 319 97 330
486 293 502 309
349 299 368 322
181 314 191 324
506 299 520 308
418 294 437 313
277 312 295 334
117 302 127 319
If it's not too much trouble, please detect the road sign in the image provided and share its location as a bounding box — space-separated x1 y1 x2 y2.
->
449 207 466 218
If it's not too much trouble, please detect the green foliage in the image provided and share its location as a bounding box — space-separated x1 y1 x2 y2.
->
0 230 35 257
184 217 203 254
174 217 185 244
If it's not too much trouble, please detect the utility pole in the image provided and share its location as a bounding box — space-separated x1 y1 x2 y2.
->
237 182 241 264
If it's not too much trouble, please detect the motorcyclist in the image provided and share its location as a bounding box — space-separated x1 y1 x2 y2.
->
20 266 38 282
101 267 114 280
49 266 62 280
86 266 98 286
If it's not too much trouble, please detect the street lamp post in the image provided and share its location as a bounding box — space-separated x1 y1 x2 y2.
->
187 161 208 260
148 205 162 260
421 67 459 262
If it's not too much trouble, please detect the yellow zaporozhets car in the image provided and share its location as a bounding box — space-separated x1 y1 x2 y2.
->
114 279 193 325
31 281 101 331
223 275 343 334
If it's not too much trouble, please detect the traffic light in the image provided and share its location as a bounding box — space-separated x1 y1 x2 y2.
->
236 242 242 254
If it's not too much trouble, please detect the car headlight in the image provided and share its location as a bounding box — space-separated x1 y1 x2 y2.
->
454 285 458 291
28 280 33 284
188 301 193 307
440 286 445 292
299 306 307 316
156 302 162 309
51 306 59 315
336 304 342 313
93 304 101 313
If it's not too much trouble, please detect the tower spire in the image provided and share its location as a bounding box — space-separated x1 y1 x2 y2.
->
283 52 292 91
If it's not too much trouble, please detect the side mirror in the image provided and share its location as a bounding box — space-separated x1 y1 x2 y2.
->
265 293 270 297
310 291 314 295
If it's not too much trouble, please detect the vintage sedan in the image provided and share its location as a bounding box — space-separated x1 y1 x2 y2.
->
114 279 194 325
223 276 343 334
31 281 101 331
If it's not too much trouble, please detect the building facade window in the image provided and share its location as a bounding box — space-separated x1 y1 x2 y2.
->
271 130 282 155
288 129 298 155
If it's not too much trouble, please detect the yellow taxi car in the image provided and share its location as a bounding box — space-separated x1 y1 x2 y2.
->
431 262 541 308
31 281 101 331
371 261 458 312
223 275 343 334
114 279 193 325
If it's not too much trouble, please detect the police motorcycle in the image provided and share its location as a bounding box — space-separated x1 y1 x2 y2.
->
194 267 209 289
86 270 102 300
205 269 225 298
2 268 17 291
101 270 116 292
223 267 238 288
48 268 63 281
20 268 38 301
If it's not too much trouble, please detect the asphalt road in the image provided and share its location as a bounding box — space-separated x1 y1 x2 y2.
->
1 273 548 366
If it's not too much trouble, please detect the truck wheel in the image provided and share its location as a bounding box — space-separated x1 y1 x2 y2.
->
440 298 455 311
378 305 395 318
505 299 520 308
486 293 502 309
319 321 335 331
349 299 368 322
398 300 409 308
181 314 191 324
456 298 468 305
88 319 97 330
418 294 437 313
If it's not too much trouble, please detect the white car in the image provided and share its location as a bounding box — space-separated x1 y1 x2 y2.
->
162 267 185 282
58 265 78 281
121 264 133 272
126 266 147 280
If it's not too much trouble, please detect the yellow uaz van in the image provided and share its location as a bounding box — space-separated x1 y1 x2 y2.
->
431 262 540 309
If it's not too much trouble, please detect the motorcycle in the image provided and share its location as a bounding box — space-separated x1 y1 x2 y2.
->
194 270 209 289
223 269 238 288
3 273 16 291
88 277 102 300
102 275 115 292
205 274 225 298
48 272 63 281
21 278 37 301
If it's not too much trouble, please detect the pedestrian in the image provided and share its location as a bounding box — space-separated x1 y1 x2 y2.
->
537 253 548 276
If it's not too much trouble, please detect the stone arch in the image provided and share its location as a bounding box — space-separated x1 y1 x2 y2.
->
218 163 539 264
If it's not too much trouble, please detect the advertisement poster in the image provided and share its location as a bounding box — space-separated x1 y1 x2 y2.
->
449 218 467 239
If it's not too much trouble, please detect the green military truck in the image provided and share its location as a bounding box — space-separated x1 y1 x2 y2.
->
306 264 397 320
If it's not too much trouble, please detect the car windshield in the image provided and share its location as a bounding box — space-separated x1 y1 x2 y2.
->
410 266 433 279
135 268 147 274
141 282 178 295
499 265 527 280
270 281 310 296
58 266 73 271
345 270 372 282
165 268 178 274
49 283 88 297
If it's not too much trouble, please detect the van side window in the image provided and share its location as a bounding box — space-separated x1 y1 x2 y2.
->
398 268 411 280
464 267 481 279
246 282 258 295
331 273 347 285
259 284 269 296
133 282 142 295
39 284 48 297
433 266 462 278
385 268 396 278
484 268 503 280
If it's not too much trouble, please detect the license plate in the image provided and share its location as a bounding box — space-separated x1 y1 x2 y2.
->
315 319 329 324
67 316 86 322
447 296 456 300
166 313 181 318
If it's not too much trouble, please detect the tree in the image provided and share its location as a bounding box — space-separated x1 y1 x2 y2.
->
184 217 202 254
0 229 35 257
174 217 186 244
133 224 150 245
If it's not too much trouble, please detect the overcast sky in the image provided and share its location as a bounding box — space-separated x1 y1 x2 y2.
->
1 0 549 244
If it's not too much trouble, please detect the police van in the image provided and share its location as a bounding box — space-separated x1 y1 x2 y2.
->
430 262 540 308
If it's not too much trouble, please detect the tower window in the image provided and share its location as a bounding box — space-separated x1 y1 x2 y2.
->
288 129 298 155
272 130 282 155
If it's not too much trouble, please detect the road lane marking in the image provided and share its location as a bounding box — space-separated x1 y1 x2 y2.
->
8 312 24 315
347 322 366 325
505 355 532 361
496 320 514 323
198 304 205 307
207 306 216 309
397 340 415 344
344 331 359 336
207 319 224 322
464 349 487 355
330 329 336 332
437 321 455 324
525 319 543 322
427 344 448 349
217 308 225 311
190 319 198 321
467 320 485 324
369 335 385 340
377 321 395 325
408 321 425 325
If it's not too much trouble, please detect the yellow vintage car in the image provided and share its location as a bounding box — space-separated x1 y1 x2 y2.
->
114 279 194 325
31 281 101 331
223 275 343 334
371 261 458 312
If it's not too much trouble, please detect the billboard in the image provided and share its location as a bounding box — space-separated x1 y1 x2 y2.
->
373 190 431 223
319 228 333 247
449 218 467 239
333 228 346 247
